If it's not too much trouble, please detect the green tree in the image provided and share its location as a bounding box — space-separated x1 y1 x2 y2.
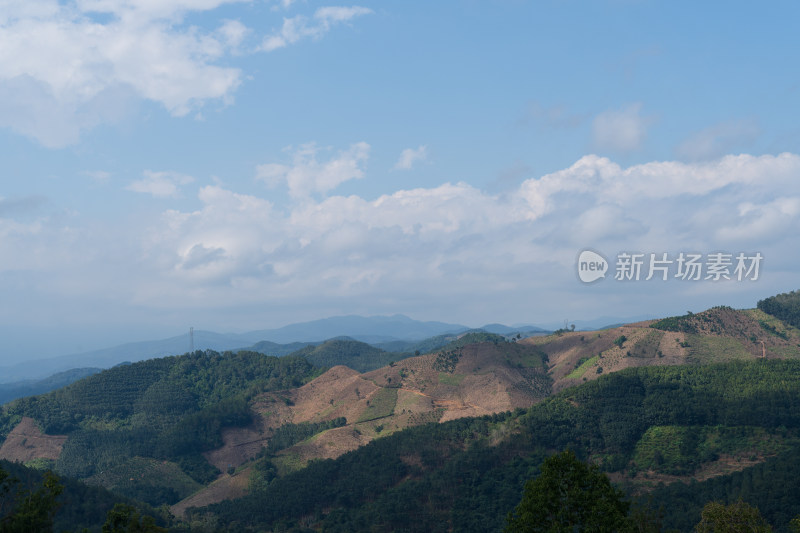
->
102 503 166 533
694 500 772 533
0 467 64 533
789 515 800 533
505 450 632 532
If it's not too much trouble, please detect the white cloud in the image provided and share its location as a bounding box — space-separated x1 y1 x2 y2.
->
0 2 244 146
126 170 194 198
216 19 250 52
592 103 649 153
256 142 370 198
393 145 428 170
134 151 800 313
6 151 800 334
271 0 298 10
261 5 372 51
0 2 371 146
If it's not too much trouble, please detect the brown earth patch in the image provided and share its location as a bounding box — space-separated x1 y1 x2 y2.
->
0 417 67 463
279 425 372 462
204 425 267 472
171 467 252 519
609 452 774 494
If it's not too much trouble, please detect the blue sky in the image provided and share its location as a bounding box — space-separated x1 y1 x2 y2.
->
1 0 799 363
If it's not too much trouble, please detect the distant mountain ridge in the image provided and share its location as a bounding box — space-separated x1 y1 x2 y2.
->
0 368 102 405
0 315 548 383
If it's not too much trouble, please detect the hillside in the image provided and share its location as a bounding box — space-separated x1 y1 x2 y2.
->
527 305 800 393
167 337 551 513
1 298 800 530
0 351 318 509
180 305 800 521
0 314 478 382
198 359 800 532
0 367 101 405
285 338 408 373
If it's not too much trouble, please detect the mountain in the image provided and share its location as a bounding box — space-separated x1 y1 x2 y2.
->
0 334 551 519
0 330 251 383
240 314 470 344
479 323 549 335
0 315 475 383
2 296 800 530
284 339 404 373
241 340 316 357
200 358 800 532
0 367 102 405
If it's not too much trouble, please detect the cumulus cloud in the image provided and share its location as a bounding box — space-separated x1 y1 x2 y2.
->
126 151 800 315
0 2 247 146
261 5 372 51
7 151 800 331
126 171 194 198
256 142 370 198
393 145 428 170
0 1 371 146
592 103 649 153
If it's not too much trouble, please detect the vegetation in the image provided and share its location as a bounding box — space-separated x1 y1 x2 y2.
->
433 348 463 373
198 359 800 531
758 290 800 329
627 331 664 358
0 368 102 406
0 463 63 532
443 331 507 349
694 500 773 533
4 294 800 531
262 418 347 457
505 450 632 532
0 351 317 487
651 313 699 333
0 460 163 532
289 339 413 373
356 387 397 423
566 355 599 379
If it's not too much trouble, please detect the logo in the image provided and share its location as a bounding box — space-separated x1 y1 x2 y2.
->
577 249 608 283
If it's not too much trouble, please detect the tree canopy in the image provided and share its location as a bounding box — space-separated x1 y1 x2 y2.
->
505 450 631 533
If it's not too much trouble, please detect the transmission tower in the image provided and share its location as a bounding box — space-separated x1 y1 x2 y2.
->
190 327 194 352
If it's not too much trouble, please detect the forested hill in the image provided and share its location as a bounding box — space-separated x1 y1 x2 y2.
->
0 367 101 405
0 351 318 508
246 331 511 373
286 338 403 373
758 289 800 329
199 359 800 532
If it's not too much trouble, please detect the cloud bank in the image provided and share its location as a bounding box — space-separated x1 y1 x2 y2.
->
0 1 371 146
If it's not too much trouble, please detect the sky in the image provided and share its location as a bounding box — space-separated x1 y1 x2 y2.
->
1 0 799 363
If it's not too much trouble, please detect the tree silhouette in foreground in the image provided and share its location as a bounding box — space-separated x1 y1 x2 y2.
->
505 450 632 532
694 500 772 533
0 465 63 532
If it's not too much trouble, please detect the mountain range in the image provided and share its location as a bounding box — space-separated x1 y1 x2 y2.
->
0 314 548 383
3 292 800 531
